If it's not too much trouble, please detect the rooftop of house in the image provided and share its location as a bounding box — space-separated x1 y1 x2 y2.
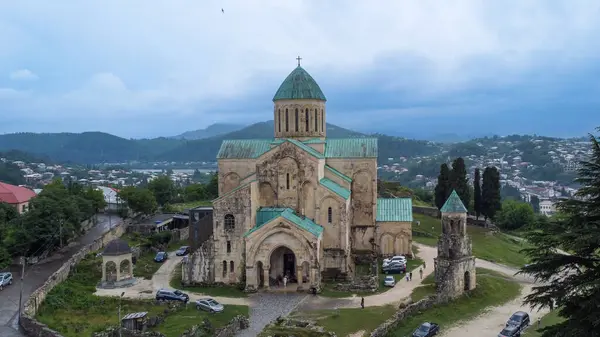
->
0 181 36 204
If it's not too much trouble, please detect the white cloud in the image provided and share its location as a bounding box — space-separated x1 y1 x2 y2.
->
0 0 599 131
9 69 38 81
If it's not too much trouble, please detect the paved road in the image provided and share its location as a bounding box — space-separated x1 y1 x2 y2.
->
0 214 121 337
236 293 308 337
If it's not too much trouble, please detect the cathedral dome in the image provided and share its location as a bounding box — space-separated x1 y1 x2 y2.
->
273 65 327 102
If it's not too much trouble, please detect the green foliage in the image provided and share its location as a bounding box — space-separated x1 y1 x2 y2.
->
495 199 535 230
520 128 600 337
434 163 451 210
205 173 218 199
531 195 541 214
481 166 501 220
0 161 25 185
473 168 482 218
183 183 208 202
118 186 157 216
147 175 176 206
450 157 470 209
501 184 522 201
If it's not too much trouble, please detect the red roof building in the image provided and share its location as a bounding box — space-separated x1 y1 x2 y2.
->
0 181 37 213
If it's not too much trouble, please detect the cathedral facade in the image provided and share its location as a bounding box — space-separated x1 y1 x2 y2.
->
211 60 413 291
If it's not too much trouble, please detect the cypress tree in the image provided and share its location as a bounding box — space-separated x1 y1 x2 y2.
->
450 157 471 210
434 163 451 210
473 168 482 219
481 166 501 221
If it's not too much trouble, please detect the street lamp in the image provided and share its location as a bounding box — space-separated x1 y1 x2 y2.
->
118 291 124 337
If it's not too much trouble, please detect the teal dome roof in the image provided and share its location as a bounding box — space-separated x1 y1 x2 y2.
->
273 66 327 102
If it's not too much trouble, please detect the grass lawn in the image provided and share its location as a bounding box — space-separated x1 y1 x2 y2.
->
388 267 522 336
525 310 565 337
122 233 188 280
36 253 249 337
288 305 398 337
170 263 248 298
319 256 424 298
171 200 212 212
412 214 532 268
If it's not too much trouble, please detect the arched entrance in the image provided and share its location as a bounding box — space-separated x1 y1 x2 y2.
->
464 271 471 291
270 246 296 285
256 261 265 288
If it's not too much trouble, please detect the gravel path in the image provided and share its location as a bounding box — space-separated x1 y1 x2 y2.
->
236 293 307 337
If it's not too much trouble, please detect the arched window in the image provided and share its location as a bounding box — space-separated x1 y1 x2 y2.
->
285 109 289 132
278 109 281 133
222 260 227 277
286 173 290 190
327 207 333 224
295 108 299 131
230 261 234 273
315 109 318 132
305 109 309 131
224 214 235 231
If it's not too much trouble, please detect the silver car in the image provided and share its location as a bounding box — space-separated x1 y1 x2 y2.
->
0 272 13 290
196 297 224 313
383 275 395 287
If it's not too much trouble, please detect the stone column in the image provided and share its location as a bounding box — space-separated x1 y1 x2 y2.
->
263 265 270 290
116 260 121 281
128 258 133 278
296 266 303 290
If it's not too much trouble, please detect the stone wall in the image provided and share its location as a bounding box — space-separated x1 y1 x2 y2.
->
19 218 130 337
182 239 214 285
170 226 190 242
333 275 378 293
370 296 441 337
412 206 439 218
214 315 250 337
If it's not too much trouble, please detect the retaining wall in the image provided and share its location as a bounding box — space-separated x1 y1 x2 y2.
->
19 219 128 337
412 206 440 218
370 296 443 337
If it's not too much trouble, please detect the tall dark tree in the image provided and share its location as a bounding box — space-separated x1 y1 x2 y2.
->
205 172 219 199
450 157 471 210
434 163 451 210
147 175 175 206
520 128 600 337
473 168 482 219
481 166 501 220
530 195 541 214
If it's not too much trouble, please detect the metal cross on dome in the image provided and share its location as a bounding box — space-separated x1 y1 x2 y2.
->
296 56 302 66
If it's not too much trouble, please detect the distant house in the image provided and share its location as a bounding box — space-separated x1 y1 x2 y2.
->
96 186 123 212
0 181 37 214
540 199 556 217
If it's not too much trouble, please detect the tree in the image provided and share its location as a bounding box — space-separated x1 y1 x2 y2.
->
0 203 19 269
481 166 501 220
520 128 600 336
147 175 175 206
530 195 540 214
205 172 219 199
119 187 158 216
184 184 207 202
449 157 471 210
473 168 482 219
434 164 451 210
494 199 535 230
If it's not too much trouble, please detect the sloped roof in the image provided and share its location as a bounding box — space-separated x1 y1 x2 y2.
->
319 178 350 200
376 198 413 222
325 165 352 183
440 190 468 213
273 66 327 101
103 239 131 256
324 138 378 158
246 207 323 237
0 182 36 204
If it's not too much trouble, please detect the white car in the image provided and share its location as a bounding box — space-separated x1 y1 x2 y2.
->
383 276 395 287
0 272 13 290
383 255 407 267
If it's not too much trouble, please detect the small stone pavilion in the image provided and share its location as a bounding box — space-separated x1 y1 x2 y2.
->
99 239 136 288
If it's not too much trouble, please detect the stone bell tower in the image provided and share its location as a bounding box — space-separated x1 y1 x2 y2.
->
434 190 476 300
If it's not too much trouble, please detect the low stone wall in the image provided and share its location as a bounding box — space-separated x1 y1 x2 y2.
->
370 296 441 337
19 218 129 337
334 275 378 293
214 315 250 337
412 206 439 218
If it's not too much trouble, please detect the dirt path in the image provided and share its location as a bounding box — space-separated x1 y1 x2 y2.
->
94 251 249 306
438 284 549 337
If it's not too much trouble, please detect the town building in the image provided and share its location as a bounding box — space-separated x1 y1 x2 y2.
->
0 181 37 213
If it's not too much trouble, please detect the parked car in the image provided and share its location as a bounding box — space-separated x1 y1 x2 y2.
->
155 288 189 303
383 275 395 287
412 322 439 337
498 324 521 337
196 297 224 313
383 255 407 267
175 246 191 256
154 251 168 262
383 261 406 274
0 272 13 290
504 311 530 335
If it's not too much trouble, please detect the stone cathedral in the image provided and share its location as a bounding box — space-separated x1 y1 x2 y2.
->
210 59 414 292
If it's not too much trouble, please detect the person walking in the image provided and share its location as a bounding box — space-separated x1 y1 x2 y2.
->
409 271 413 281
537 317 541 329
419 268 423 280
283 275 288 288
423 261 427 269
360 297 365 309
406 274 409 282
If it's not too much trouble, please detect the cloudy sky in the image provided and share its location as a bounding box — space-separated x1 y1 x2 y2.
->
1 0 600 139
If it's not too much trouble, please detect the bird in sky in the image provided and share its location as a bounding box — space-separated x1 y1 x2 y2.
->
222 8 224 14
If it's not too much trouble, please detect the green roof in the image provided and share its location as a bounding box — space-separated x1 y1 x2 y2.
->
273 66 327 101
440 190 468 213
325 138 378 158
216 138 378 159
319 178 350 199
245 207 323 237
376 198 413 222
325 165 352 183
216 140 272 159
